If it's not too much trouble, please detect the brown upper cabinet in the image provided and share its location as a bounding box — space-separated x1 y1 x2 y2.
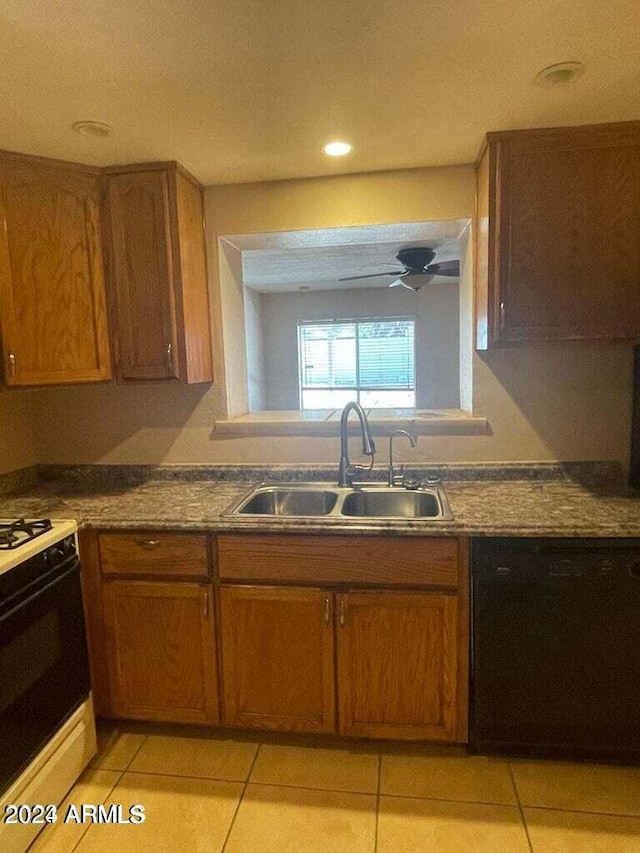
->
0 153 111 385
476 121 640 348
104 163 213 383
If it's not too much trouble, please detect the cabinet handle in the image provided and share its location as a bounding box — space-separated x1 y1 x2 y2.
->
8 352 16 377
136 539 161 548
167 343 173 372
339 598 346 628
499 302 506 333
202 590 209 618
324 596 331 625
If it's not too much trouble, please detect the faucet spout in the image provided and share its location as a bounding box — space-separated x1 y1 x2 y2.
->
338 402 376 487
388 429 417 487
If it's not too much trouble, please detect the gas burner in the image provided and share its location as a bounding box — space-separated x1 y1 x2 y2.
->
0 530 18 546
0 518 53 550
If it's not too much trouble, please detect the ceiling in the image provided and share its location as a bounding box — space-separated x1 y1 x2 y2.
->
1 1 639 184
223 220 468 292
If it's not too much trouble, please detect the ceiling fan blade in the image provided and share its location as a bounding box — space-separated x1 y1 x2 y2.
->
424 260 460 277
388 279 405 288
339 271 404 282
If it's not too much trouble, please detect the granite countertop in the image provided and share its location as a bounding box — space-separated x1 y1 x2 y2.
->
2 463 640 537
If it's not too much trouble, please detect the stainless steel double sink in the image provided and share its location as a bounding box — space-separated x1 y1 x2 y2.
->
226 482 454 520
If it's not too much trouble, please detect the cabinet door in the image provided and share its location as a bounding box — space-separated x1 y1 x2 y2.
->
102 581 219 724
337 590 461 741
106 171 178 380
219 586 335 733
0 162 111 385
477 122 640 347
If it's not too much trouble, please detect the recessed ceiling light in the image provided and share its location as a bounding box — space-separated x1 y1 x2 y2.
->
72 120 112 138
535 62 584 85
324 141 352 157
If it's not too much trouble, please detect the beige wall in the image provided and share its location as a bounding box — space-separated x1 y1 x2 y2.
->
0 391 37 474
11 162 635 470
260 284 459 410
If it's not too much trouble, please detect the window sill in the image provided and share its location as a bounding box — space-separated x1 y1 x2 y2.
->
214 409 490 437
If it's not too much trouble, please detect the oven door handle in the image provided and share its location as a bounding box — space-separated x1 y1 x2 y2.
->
0 558 80 623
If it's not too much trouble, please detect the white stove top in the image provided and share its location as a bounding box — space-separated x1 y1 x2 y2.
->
0 519 78 575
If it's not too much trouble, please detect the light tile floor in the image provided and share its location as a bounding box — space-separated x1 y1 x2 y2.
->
28 722 640 852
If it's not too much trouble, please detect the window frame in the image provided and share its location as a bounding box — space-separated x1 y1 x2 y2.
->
296 315 417 410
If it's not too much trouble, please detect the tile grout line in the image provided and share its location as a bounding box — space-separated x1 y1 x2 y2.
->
508 764 535 853
69 767 127 853
374 749 382 853
70 730 149 852
523 803 640 820
370 790 528 807
221 742 262 853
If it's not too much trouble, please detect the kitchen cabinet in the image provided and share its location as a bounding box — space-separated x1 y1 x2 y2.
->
476 120 640 348
104 163 213 383
83 530 219 724
217 534 469 742
336 590 460 740
219 585 335 733
102 580 218 724
0 153 111 385
84 528 468 740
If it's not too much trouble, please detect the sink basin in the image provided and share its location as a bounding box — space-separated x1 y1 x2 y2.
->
227 482 453 521
340 489 442 518
236 487 338 516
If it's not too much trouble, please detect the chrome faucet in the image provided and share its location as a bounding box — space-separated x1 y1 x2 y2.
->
388 429 417 486
337 402 376 487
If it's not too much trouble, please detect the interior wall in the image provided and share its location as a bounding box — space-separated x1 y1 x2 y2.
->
23 162 635 470
0 391 37 474
261 284 459 410
244 287 266 411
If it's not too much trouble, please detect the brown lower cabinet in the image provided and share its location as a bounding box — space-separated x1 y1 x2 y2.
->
336 591 460 741
218 586 463 741
219 586 335 733
102 580 219 724
85 530 468 742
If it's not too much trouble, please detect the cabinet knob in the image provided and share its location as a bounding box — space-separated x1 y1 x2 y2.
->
166 343 173 372
202 590 209 618
8 352 16 377
324 596 331 625
499 302 506 333
339 598 346 628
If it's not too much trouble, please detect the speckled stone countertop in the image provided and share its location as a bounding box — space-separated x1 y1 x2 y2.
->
2 463 640 537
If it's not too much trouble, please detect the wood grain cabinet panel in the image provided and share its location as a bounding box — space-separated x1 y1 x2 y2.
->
99 532 210 578
0 157 111 385
476 120 640 348
336 590 462 741
217 534 459 587
102 580 219 724
105 163 213 383
219 585 335 733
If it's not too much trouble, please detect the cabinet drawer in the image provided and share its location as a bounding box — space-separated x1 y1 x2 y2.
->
217 535 459 587
99 532 210 578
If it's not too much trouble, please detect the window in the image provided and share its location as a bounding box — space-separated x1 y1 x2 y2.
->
297 317 415 409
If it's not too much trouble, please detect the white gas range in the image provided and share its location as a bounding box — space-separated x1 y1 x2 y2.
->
0 518 78 573
0 517 97 853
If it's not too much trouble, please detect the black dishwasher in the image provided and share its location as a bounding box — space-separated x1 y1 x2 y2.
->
471 538 640 763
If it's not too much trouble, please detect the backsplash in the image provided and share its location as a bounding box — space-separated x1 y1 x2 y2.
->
33 461 625 491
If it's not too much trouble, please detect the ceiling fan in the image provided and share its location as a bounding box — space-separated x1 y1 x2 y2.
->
339 247 460 291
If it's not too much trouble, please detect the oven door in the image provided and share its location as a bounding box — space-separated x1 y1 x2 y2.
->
0 558 91 791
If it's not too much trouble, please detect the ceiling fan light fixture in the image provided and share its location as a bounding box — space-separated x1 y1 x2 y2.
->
324 140 352 157
535 61 584 85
